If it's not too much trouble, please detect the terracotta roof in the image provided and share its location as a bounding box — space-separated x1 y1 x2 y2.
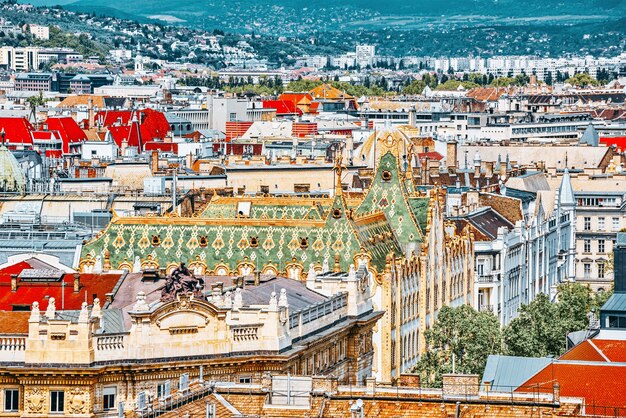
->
467 87 513 102
0 311 30 334
518 362 626 413
560 340 608 362
586 339 626 363
57 95 106 109
0 117 34 146
309 83 354 100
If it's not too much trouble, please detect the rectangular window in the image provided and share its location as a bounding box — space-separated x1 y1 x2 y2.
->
4 389 18 412
239 377 251 384
157 381 170 400
598 217 605 231
103 387 116 410
598 263 605 279
598 239 605 254
584 217 591 231
50 391 64 413
476 262 485 276
229 112 237 122
613 217 620 232
584 239 591 253
584 263 591 279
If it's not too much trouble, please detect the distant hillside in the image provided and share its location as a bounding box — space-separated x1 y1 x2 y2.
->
13 0 626 57
25 0 626 25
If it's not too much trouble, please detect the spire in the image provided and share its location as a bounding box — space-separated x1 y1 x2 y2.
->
559 168 575 206
334 154 345 196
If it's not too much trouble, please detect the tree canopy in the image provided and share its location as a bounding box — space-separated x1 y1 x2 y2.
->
413 305 502 387
504 283 611 357
566 73 600 87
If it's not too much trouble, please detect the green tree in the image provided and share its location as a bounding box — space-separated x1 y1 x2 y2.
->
284 79 323 92
490 77 516 87
504 283 607 358
26 91 46 123
565 73 600 87
403 79 427 95
414 305 502 387
436 80 480 90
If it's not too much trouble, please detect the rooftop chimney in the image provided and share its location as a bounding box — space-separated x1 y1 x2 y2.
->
151 150 159 174
73 273 80 293
446 140 458 169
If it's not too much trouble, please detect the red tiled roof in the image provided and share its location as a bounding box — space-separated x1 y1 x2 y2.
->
43 117 88 153
467 87 513 102
108 120 141 149
560 340 607 362
0 259 122 311
417 151 444 162
32 131 60 141
144 142 178 152
0 117 34 146
590 340 626 362
518 362 626 413
262 100 303 116
97 109 170 150
278 92 313 106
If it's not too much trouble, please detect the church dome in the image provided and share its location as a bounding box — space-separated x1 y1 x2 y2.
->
0 146 26 193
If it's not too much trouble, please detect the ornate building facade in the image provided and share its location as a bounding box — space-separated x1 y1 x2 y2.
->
76 128 475 385
0 263 380 416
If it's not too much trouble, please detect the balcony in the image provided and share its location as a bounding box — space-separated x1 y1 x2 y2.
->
479 305 494 312
477 273 500 284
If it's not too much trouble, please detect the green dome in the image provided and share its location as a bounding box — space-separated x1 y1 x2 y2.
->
0 146 26 193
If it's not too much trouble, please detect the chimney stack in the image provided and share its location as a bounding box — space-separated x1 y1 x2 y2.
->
485 161 494 177
446 140 458 169
151 150 159 174
88 96 95 129
499 161 507 178
73 273 80 293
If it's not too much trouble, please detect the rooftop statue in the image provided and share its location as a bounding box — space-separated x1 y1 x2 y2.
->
161 262 205 301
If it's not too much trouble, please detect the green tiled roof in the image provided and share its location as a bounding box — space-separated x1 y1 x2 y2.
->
82 151 424 274
355 152 424 245
201 198 327 220
83 194 399 273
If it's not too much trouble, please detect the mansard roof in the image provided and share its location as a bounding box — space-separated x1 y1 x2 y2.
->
80 142 430 276
81 190 402 276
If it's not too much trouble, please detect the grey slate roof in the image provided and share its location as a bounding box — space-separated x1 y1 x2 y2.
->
55 308 125 334
241 277 326 311
482 354 552 392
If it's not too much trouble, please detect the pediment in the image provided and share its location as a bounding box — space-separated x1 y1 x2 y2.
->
150 294 224 331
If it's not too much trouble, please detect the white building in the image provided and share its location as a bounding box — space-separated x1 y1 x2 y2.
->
356 45 375 68
451 171 576 325
25 24 49 40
